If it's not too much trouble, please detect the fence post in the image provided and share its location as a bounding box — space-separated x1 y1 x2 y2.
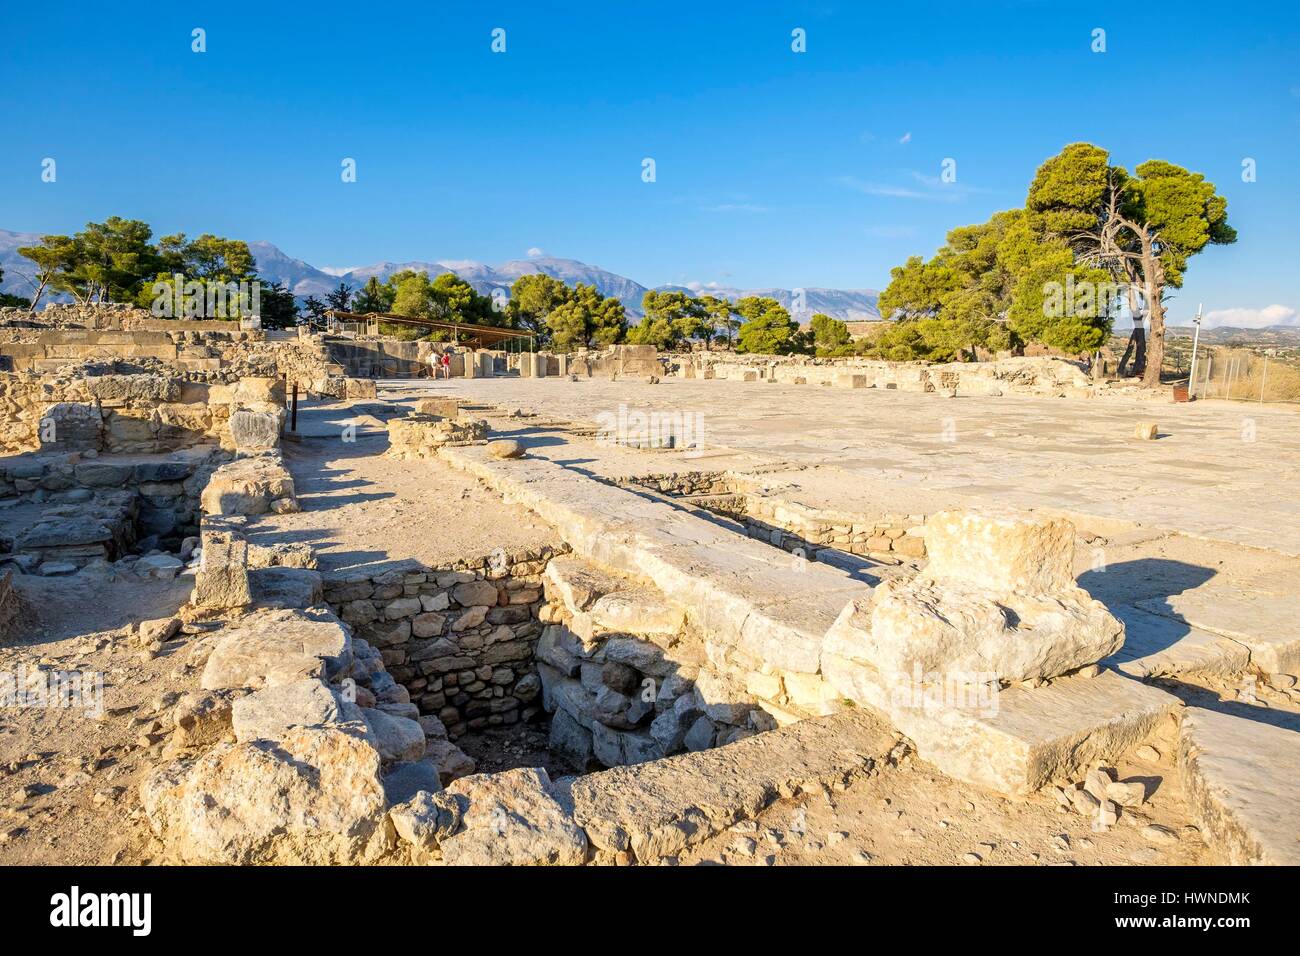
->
1259 357 1269 403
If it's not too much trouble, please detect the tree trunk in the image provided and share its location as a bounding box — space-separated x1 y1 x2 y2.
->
1140 244 1166 388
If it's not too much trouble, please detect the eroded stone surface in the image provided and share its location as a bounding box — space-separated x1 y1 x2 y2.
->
141 725 391 865
436 767 587 866
1178 706 1300 865
201 608 352 692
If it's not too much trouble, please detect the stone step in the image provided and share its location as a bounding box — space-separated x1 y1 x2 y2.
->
441 445 871 676
823 650 1180 795
1136 590 1300 676
561 708 898 863
1107 604 1251 680
1178 706 1300 864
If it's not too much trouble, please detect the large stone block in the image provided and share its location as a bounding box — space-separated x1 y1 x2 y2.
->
200 456 296 516
229 408 284 454
923 509 1075 594
435 768 587 865
1178 706 1300 865
201 608 352 691
141 725 389 865
192 531 252 609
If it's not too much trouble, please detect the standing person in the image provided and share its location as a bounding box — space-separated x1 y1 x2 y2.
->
441 350 452 379
427 348 441 379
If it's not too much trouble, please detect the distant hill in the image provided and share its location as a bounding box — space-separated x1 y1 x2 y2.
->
0 229 881 321
1166 324 1300 347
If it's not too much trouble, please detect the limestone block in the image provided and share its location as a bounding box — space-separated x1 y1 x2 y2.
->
382 760 444 806
169 689 237 750
140 725 390 865
251 566 324 610
231 678 347 742
415 397 460 418
1178 706 1300 865
200 456 295 516
550 708 595 770
1134 421 1158 440
386 415 488 459
822 642 1178 795
923 509 1074 594
192 531 252 610
344 378 377 400
229 407 284 454
435 767 587 865
201 608 352 691
361 707 426 762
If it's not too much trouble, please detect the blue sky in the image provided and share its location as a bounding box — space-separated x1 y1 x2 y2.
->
2 0 1297 326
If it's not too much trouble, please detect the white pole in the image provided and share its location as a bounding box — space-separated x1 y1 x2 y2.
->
1187 303 1203 399
1260 357 1269 403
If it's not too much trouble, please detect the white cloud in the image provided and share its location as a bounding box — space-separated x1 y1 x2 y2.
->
835 175 960 203
526 247 545 257
701 202 767 213
899 132 912 144
1203 304 1298 329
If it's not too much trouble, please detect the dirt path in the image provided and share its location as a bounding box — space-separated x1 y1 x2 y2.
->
247 401 557 575
0 573 195 864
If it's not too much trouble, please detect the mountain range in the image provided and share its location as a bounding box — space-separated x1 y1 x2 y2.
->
0 228 881 321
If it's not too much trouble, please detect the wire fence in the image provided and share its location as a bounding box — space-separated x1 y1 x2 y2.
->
1183 346 1300 404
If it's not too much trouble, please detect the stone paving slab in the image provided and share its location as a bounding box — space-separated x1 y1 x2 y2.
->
1137 590 1300 675
823 653 1181 795
441 444 871 675
417 376 1300 555
560 707 897 863
1107 605 1252 680
1179 706 1300 865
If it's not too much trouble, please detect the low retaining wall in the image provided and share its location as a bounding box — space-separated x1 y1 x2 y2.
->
322 548 562 737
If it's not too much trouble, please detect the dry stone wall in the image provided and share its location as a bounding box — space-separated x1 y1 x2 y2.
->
676 353 1099 398
322 547 562 738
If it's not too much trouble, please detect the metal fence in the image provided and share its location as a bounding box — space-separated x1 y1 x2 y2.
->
1186 346 1300 404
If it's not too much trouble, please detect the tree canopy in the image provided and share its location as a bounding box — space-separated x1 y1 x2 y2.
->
877 143 1235 379
734 296 805 355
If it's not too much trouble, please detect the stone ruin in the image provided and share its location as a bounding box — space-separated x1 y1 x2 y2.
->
2 305 1295 868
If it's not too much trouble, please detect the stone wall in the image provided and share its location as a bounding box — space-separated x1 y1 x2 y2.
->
535 554 782 773
0 445 223 573
675 353 1098 398
626 472 928 562
0 313 344 399
0 367 289 455
322 547 562 737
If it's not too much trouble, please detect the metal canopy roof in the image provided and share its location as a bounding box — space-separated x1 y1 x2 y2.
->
325 310 535 346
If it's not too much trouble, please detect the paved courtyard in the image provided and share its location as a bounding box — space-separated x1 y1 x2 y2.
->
402 376 1300 556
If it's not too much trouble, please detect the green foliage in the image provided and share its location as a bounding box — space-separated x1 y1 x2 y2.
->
697 295 739 347
325 282 353 312
351 276 392 314
864 317 1011 363
301 296 329 322
545 283 626 351
0 266 32 308
507 274 570 335
878 144 1236 371
258 281 300 329
20 217 162 305
155 233 255 282
734 296 805 355
810 313 850 354
382 270 497 338
628 291 711 350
